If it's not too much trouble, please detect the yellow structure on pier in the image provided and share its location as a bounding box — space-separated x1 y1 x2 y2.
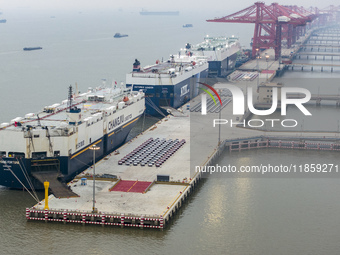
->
44 181 49 210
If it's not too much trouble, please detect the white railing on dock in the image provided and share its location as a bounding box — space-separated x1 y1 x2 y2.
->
26 208 164 229
225 138 340 152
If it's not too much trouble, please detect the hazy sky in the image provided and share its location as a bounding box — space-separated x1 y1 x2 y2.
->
0 0 338 13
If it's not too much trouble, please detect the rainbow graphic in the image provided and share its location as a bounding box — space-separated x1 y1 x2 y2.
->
199 82 223 106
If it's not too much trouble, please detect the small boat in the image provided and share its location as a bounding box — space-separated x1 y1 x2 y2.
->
23 47 43 51
183 24 193 28
114 33 128 38
0 19 7 23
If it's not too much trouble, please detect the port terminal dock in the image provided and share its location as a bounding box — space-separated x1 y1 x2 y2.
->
26 26 340 229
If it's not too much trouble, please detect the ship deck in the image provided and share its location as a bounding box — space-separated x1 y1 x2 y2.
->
190 36 239 51
133 55 206 74
0 87 128 131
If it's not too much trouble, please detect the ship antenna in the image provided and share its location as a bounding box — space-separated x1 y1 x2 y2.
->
67 85 73 111
36 113 41 127
75 82 79 97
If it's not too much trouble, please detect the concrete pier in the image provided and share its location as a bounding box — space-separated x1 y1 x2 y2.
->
26 26 340 230
224 136 340 152
26 82 340 229
26 106 208 229
283 28 340 73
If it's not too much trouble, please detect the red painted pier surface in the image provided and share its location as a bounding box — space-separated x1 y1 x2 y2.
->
110 180 152 193
129 181 152 193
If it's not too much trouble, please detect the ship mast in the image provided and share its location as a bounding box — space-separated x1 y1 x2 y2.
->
67 85 73 111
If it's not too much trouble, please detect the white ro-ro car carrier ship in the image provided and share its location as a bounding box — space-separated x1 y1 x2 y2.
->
0 84 145 190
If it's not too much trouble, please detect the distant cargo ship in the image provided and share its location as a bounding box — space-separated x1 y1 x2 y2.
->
114 33 128 38
183 24 193 28
23 47 42 51
140 10 179 16
0 19 6 23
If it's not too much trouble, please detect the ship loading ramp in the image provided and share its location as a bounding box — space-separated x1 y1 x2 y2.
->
32 172 79 198
160 106 187 117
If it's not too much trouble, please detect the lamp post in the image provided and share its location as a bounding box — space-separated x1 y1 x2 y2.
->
278 54 281 72
89 145 100 213
331 53 334 73
218 90 221 146
256 48 260 87
265 54 269 81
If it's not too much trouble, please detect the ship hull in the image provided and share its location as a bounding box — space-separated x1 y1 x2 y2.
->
208 51 238 77
0 116 140 189
23 47 42 51
127 69 208 116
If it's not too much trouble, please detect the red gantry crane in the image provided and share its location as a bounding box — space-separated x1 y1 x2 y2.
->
319 5 340 25
207 2 312 60
282 6 316 48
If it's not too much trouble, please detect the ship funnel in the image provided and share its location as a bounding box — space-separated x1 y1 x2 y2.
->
66 85 82 125
133 59 140 72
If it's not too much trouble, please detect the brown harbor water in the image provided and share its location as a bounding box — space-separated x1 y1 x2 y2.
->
1 9 340 255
